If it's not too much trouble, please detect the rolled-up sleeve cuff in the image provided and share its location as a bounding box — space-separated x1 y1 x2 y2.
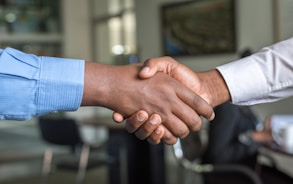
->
37 56 85 116
216 57 268 105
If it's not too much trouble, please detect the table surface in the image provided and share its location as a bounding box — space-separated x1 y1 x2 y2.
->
263 142 293 156
81 116 125 129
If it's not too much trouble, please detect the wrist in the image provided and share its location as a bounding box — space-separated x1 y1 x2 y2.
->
198 69 231 107
82 62 114 107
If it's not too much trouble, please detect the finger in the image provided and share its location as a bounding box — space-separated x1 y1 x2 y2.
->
139 57 178 79
168 93 202 133
112 112 125 123
158 86 201 134
162 113 190 139
134 114 161 140
147 125 165 144
125 110 148 133
175 83 215 122
161 127 178 145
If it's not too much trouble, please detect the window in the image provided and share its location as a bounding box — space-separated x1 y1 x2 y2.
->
91 0 137 65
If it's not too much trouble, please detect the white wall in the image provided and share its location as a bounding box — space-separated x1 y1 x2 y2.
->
135 0 293 120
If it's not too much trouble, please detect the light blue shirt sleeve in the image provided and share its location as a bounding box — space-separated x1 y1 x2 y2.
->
0 47 85 120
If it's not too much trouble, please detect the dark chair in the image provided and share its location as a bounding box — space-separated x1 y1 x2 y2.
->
172 131 263 184
38 116 113 184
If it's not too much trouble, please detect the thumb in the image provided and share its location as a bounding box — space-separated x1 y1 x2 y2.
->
139 66 158 79
139 59 169 79
112 112 125 123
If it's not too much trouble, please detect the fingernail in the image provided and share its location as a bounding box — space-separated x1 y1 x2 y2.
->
141 66 150 73
209 112 215 121
155 128 161 134
137 112 146 122
149 117 159 125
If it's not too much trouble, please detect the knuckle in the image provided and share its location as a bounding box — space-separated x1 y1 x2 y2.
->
179 129 190 139
189 116 202 132
162 133 173 143
163 137 177 145
192 95 204 107
144 57 156 66
144 58 151 65
125 124 135 133
163 56 174 62
147 137 160 145
163 56 172 60
173 126 189 138
135 131 145 140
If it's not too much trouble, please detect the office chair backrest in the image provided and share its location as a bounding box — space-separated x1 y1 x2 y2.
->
172 113 263 184
173 131 214 173
38 117 82 146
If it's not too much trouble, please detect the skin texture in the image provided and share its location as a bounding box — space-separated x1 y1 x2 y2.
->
252 116 273 143
113 56 231 144
82 62 214 144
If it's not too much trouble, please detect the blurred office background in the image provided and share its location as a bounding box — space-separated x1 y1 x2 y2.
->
0 0 293 184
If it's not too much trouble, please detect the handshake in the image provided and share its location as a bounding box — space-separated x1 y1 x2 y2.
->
83 56 231 145
3 38 289 144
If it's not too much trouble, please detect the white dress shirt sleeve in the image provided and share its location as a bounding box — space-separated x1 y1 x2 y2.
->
217 37 293 105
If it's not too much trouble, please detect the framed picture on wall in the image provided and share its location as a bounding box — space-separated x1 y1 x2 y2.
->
160 0 236 56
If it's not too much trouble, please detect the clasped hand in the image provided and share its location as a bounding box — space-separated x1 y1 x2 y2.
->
112 57 216 145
